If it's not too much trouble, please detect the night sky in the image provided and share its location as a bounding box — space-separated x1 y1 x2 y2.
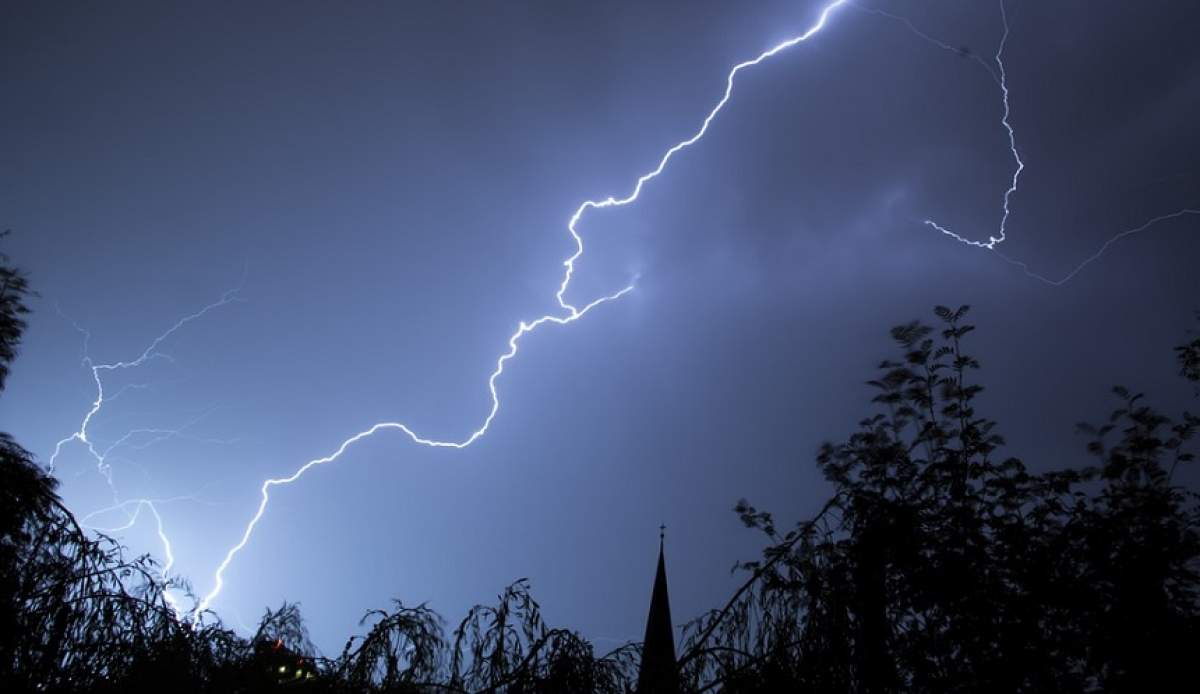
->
3 0 1198 655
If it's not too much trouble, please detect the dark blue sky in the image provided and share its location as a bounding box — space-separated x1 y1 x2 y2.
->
3 0 1198 654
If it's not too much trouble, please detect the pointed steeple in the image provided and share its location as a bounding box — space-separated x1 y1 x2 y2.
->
637 526 680 694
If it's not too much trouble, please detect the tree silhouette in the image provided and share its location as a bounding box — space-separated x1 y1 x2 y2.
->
1178 312 1200 388
0 231 33 392
677 305 1200 693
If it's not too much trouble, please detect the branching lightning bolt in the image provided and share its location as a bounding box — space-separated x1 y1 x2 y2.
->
49 288 242 617
195 0 854 618
198 0 1200 617
855 0 1197 283
49 288 243 477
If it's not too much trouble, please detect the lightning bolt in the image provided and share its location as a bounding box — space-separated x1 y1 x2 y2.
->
49 288 243 477
196 285 636 616
198 0 1200 618
194 0 855 619
855 0 1197 283
82 497 187 615
917 0 1023 251
48 287 242 617
994 208 1200 285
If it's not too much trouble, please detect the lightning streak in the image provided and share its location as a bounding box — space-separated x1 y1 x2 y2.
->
195 0 854 617
995 208 1200 286
49 288 241 617
49 287 243 477
196 285 634 615
858 0 1197 282
850 2 1001 84
82 497 182 614
918 0 1023 250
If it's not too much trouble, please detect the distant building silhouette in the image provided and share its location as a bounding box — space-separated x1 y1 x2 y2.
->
637 527 680 694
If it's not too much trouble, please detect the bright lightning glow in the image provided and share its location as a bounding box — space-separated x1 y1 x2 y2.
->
195 0 854 618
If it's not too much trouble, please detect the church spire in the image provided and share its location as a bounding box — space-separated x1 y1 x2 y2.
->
637 526 680 694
